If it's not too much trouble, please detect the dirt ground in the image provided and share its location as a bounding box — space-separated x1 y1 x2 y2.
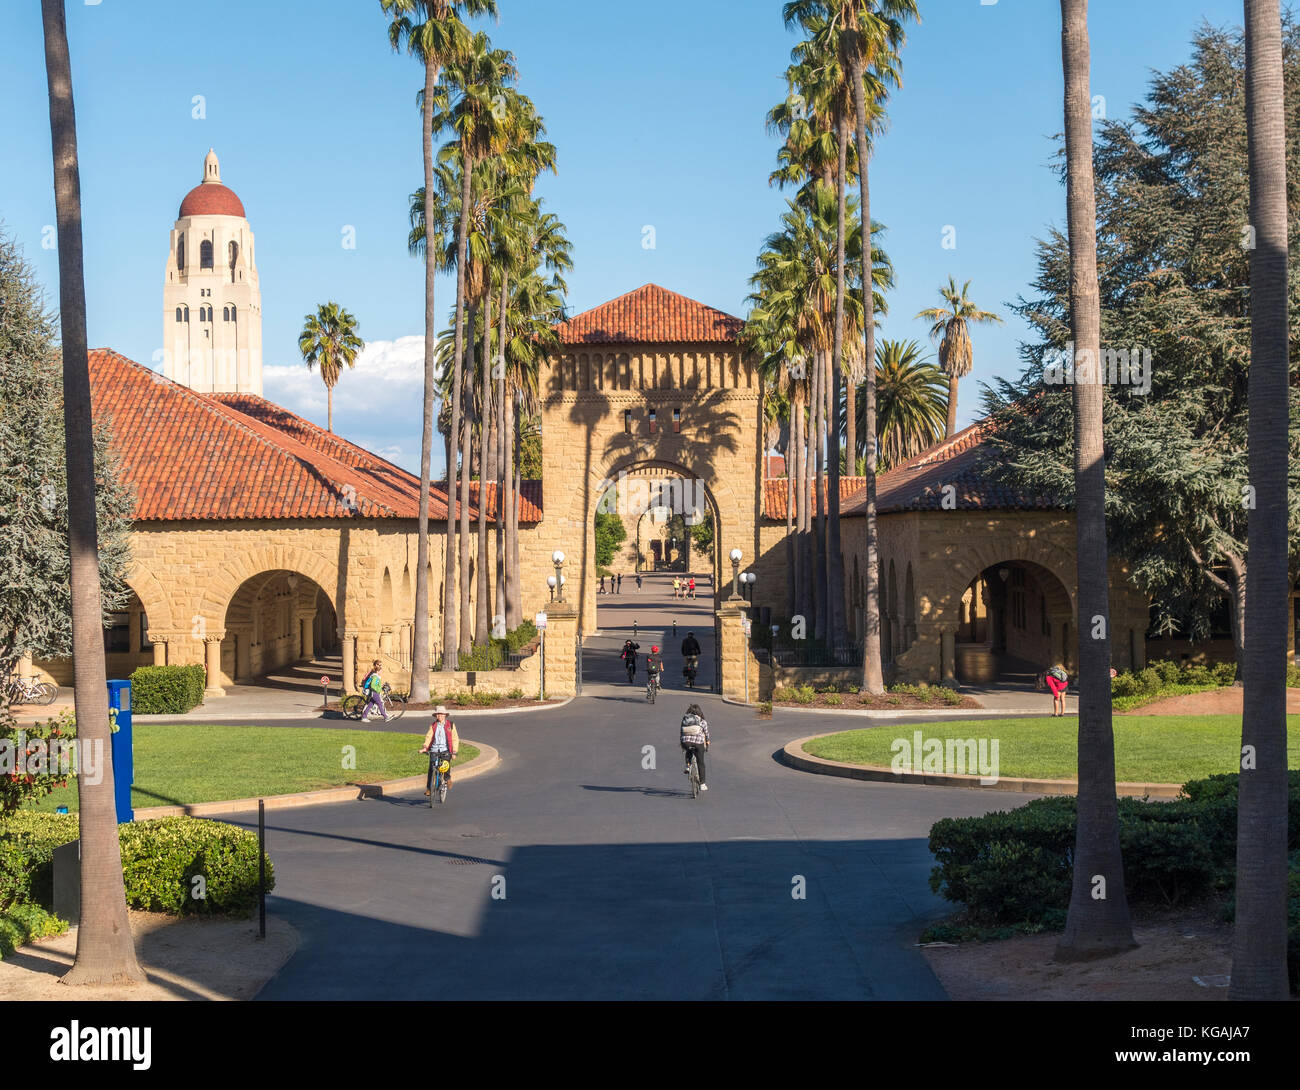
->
0 911 297 1000
921 908 1237 1000
1123 687 1300 716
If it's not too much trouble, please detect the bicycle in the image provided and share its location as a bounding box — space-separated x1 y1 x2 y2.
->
687 750 701 799
625 657 636 684
646 670 660 704
2 672 57 707
683 655 699 690
342 682 405 722
425 749 451 805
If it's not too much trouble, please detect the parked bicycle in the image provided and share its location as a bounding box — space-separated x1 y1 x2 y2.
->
2 672 58 706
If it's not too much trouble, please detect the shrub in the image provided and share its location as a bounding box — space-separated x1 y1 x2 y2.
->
507 688 524 700
0 902 67 958
1212 662 1239 686
472 691 500 706
504 620 538 653
0 709 75 814
1181 664 1214 687
824 693 842 706
772 686 791 702
0 810 78 910
1151 659 1181 686
452 691 472 707
756 701 772 716
939 687 964 707
129 665 206 715
118 817 273 915
1287 663 1300 688
791 685 815 705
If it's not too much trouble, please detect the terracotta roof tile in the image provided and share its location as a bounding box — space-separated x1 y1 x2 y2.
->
178 182 246 218
89 350 542 523
555 284 743 345
761 477 869 520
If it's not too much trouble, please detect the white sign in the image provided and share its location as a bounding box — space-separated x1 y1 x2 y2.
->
742 619 752 636
535 612 548 631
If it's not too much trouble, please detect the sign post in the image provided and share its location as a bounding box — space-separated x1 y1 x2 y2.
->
536 613 548 700
320 675 331 711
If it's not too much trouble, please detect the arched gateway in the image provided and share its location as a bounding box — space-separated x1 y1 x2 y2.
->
540 284 763 637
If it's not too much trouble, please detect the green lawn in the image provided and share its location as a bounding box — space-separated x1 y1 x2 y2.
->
28 724 479 812
801 715 1300 784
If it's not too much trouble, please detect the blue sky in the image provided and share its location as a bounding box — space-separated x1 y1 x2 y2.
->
0 0 1249 473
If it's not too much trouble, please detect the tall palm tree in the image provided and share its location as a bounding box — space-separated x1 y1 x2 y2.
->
1231 0 1291 1002
1055 0 1136 961
915 276 1003 439
785 0 918 692
852 339 948 470
382 0 496 698
40 0 144 986
297 302 363 433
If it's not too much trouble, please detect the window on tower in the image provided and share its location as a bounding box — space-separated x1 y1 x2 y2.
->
176 234 184 271
228 241 238 284
200 240 213 269
175 307 183 323
223 306 230 321
229 305 236 321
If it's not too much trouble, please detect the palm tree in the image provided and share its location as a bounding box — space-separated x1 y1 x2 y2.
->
40 0 144 986
382 0 496 699
855 339 948 470
1054 0 1136 961
784 0 918 692
915 276 1003 439
1231 0 1291 1001
297 302 363 433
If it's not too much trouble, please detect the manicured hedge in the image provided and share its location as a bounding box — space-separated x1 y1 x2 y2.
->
129 664 207 715
927 771 1300 991
0 811 272 917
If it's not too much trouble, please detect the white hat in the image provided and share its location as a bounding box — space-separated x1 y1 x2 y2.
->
434 705 448 715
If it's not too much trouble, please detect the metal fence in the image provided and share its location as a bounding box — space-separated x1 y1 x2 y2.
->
769 645 864 668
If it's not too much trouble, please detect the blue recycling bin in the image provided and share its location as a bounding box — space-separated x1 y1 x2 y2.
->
106 680 133 823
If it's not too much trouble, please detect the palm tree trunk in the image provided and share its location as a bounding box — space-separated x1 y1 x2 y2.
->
327 385 333 433
854 61 884 693
945 370 959 439
459 306 474 652
508 397 522 629
829 130 849 651
792 383 805 617
1055 0 1136 961
476 293 491 647
1230 0 1291 1001
812 348 826 643
443 156 473 671
414 51 440 695
797 382 813 622
785 435 795 619
41 0 145 985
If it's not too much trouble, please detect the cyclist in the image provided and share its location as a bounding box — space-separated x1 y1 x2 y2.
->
360 660 391 722
620 639 640 683
645 645 663 695
680 702 710 791
680 631 701 686
420 705 460 794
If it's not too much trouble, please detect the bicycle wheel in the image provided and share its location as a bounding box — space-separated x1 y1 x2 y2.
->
37 682 58 706
689 754 700 799
438 776 448 804
386 693 406 721
341 694 364 720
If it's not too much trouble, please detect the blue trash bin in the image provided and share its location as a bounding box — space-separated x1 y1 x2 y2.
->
106 680 133 823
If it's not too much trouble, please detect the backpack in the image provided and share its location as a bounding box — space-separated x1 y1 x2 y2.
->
1048 666 1068 683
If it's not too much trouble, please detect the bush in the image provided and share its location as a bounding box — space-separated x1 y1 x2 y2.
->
507 688 524 700
504 620 538 653
129 665 206 715
1213 662 1239 686
1287 663 1300 688
824 693 842 706
472 691 500 706
0 902 67 958
452 691 472 707
1151 659 1180 686
791 685 815 705
0 709 75 813
1 812 272 918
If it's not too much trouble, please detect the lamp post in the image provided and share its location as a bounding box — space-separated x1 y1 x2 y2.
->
741 571 757 602
547 575 557 602
729 548 743 599
552 550 566 602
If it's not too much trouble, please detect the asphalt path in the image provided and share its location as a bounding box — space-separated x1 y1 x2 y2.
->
192 576 1033 1000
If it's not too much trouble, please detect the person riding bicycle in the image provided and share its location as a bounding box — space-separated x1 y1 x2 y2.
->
621 639 640 682
680 702 710 791
420 705 460 795
680 631 701 683
360 660 391 722
645 645 663 690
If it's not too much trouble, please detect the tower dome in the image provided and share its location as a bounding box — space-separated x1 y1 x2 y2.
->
178 149 246 218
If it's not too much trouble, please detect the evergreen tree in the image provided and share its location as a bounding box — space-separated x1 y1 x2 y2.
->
0 228 131 675
982 19 1300 675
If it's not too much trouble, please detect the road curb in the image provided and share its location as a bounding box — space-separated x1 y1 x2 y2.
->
131 742 501 819
777 735 1182 798
133 697 574 724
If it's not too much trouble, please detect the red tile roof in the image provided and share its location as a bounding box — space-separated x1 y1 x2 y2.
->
761 477 869 520
89 349 541 523
178 182 246 219
843 422 1066 515
555 283 744 345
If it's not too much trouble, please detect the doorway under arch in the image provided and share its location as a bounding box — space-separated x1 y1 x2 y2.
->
220 569 337 688
955 560 1073 686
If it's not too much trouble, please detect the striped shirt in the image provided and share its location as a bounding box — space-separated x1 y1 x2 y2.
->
680 714 710 746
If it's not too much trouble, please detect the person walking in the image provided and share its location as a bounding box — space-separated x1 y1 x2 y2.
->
420 705 460 793
673 576 681 599
360 660 390 722
1044 663 1069 717
599 575 606 595
617 572 623 594
636 573 643 592
687 576 696 600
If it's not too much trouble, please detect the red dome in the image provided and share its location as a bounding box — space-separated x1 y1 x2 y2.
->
178 182 245 218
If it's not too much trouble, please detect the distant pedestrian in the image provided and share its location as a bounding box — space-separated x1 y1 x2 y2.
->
688 576 696 599
1044 663 1069 717
599 575 606 595
636 573 643 591
617 572 623 594
673 576 681 599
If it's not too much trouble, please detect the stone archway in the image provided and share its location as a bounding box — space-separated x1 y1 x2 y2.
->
219 569 335 691
953 559 1075 685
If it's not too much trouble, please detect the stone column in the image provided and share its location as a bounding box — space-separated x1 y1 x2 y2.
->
543 602 578 698
940 626 956 686
151 637 167 667
379 628 393 656
300 617 314 660
235 633 251 680
716 599 751 702
203 634 226 697
342 629 358 693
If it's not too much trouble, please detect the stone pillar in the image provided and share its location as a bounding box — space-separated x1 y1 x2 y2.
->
300 617 314 660
342 629 358 693
940 626 956 686
542 602 578 697
379 628 393 656
235 633 251 680
151 637 167 666
203 635 226 697
716 599 751 702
